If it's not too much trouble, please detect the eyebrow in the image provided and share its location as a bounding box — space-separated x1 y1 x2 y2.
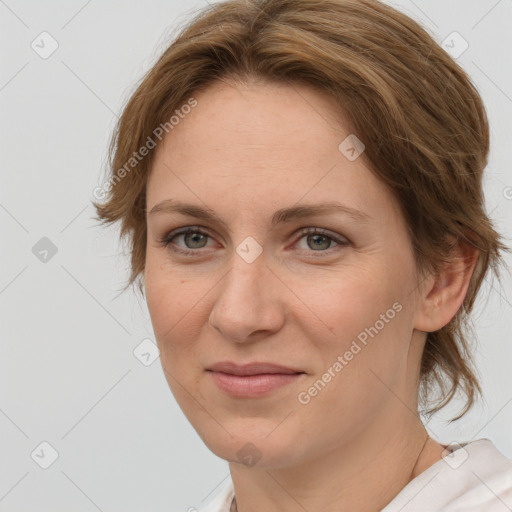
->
147 199 371 231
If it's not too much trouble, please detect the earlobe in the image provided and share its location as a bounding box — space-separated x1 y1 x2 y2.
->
413 242 479 333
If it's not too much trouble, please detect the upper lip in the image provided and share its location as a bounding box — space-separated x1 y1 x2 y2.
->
207 361 304 376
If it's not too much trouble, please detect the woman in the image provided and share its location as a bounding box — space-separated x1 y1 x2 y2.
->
93 0 512 510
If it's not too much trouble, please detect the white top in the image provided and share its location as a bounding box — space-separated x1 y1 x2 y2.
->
195 439 512 512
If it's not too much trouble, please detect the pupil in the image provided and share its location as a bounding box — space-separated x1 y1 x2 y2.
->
185 232 206 248
309 234 329 250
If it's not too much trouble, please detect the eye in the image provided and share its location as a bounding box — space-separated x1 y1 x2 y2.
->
158 226 350 256
158 226 216 255
293 227 350 253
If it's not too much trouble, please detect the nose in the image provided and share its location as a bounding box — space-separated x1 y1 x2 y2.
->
208 254 285 344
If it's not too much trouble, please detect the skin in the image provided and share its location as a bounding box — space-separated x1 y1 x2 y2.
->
144 78 478 512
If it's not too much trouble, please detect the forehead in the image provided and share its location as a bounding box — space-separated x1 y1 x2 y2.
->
146 79 398 225
157 79 347 164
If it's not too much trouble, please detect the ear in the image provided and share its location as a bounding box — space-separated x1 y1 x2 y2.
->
414 241 479 333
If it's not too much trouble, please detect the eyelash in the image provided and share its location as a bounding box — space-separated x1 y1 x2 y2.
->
157 226 350 257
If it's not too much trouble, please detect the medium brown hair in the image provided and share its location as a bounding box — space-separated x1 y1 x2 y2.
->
93 0 508 421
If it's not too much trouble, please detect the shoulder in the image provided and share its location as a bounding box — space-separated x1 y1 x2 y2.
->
383 438 512 512
443 438 512 510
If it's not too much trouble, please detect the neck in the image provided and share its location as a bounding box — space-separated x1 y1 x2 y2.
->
229 407 443 512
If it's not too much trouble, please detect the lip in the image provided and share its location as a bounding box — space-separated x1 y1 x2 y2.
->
207 361 304 376
206 361 306 397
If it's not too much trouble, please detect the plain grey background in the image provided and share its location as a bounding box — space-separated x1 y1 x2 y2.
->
1 0 511 511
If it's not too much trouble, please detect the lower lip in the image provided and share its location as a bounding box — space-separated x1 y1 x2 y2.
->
208 371 304 397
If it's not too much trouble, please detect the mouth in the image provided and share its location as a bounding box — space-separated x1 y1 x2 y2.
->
206 361 306 397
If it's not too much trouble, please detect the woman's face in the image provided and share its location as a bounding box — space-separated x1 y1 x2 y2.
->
145 79 427 468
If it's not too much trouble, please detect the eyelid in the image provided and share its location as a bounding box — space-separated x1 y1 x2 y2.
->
292 226 350 246
157 225 216 252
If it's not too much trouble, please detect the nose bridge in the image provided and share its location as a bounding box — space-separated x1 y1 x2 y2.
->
221 231 268 296
220 248 268 308
208 246 283 341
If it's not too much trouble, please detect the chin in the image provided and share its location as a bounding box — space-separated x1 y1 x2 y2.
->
194 420 307 469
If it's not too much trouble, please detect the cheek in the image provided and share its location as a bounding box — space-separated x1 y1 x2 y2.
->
144 254 219 427
294 258 415 396
144 253 196 350
144 251 222 378
294 294 412 444
294 261 405 345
